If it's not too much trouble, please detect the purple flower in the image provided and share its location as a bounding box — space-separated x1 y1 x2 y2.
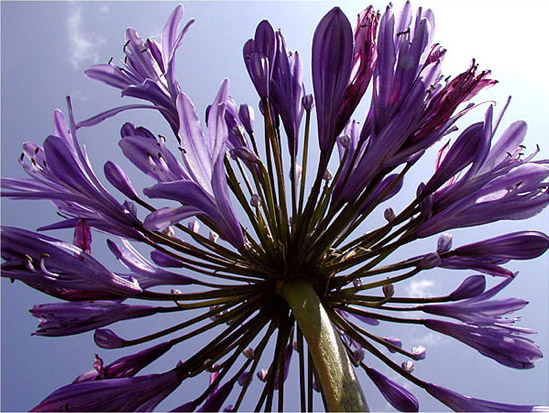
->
143 80 245 248
74 341 173 382
1 227 142 299
448 275 486 301
422 277 528 324
197 378 237 412
243 20 276 99
364 365 419 412
335 6 379 134
312 7 353 152
335 3 495 203
84 6 194 135
1 110 142 240
271 30 305 156
31 370 182 412
425 382 548 412
454 231 549 260
424 318 542 369
107 239 195 288
439 231 549 277
2 3 548 412
418 107 549 237
119 123 190 183
30 301 158 336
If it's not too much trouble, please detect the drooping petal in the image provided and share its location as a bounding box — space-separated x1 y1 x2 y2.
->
364 366 419 412
425 383 547 412
31 370 182 412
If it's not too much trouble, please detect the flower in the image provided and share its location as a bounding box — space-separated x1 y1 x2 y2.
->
2 2 548 412
425 383 549 412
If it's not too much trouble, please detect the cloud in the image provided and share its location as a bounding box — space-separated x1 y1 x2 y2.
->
66 3 105 70
407 279 435 298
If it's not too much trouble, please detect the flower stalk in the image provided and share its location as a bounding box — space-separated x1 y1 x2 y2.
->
278 276 369 412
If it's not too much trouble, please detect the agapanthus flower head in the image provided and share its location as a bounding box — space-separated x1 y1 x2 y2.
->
2 2 548 412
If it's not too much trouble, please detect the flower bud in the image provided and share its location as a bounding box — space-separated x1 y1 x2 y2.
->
323 169 333 181
104 161 138 199
209 231 219 243
302 94 314 111
384 337 402 353
402 360 415 373
437 233 453 253
384 207 396 223
250 194 261 207
94 328 127 349
188 219 200 233
243 348 255 360
239 104 255 136
448 274 486 301
382 283 395 299
411 345 426 360
339 134 351 149
352 348 365 366
257 368 268 382
418 253 441 269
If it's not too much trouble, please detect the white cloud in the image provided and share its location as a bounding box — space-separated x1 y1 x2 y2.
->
66 3 105 70
407 279 435 298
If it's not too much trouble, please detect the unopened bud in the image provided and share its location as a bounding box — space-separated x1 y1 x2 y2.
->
161 226 175 237
384 337 402 353
323 169 333 181
237 371 251 387
302 94 314 111
418 253 441 269
243 348 255 360
104 161 138 199
382 283 395 299
437 233 453 253
339 134 351 149
353 278 362 287
250 194 261 207
209 305 220 321
448 274 486 301
171 288 182 295
352 348 365 366
402 360 414 373
384 207 396 222
188 219 200 233
411 345 426 360
209 231 219 243
257 368 268 382
239 104 255 135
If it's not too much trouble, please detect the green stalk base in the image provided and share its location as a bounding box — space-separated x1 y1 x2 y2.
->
279 277 369 412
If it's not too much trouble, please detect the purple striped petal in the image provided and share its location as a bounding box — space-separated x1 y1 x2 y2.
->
31 370 181 412
364 366 419 412
425 383 547 412
143 206 202 231
312 7 353 152
30 301 158 336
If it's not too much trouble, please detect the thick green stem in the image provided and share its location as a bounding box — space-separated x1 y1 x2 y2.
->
278 277 369 412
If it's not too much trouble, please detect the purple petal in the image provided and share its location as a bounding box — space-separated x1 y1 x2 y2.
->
312 7 353 152
143 206 202 231
30 301 157 337
425 383 546 412
31 371 181 412
104 161 138 199
448 275 486 301
364 366 419 412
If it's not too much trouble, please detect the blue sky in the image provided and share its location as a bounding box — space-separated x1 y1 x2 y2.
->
1 1 548 411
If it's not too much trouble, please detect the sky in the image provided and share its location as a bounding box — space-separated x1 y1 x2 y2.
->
1 1 549 411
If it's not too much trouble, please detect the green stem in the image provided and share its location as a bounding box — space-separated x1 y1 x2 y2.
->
278 277 369 412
